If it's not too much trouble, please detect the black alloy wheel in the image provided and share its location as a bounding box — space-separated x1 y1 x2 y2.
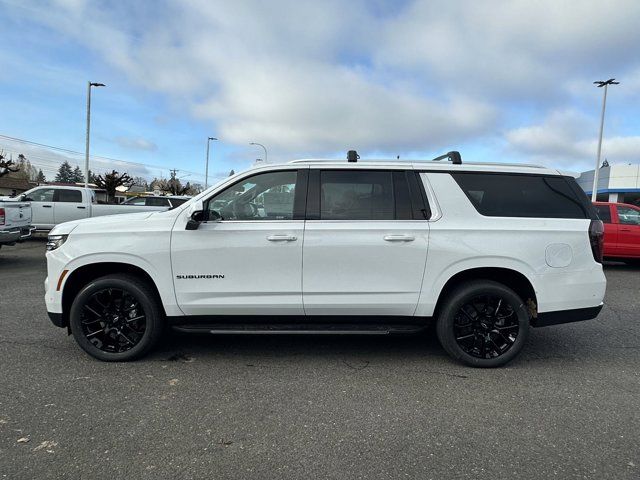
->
69 274 163 361
453 295 520 359
79 287 147 353
436 280 530 368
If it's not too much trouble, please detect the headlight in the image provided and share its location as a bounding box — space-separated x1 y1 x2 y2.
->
46 234 68 251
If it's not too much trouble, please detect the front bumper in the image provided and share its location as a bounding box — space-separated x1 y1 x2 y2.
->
531 304 604 327
47 311 65 328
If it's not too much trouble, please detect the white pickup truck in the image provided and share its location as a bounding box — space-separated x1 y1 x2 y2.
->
5 186 171 231
0 200 35 249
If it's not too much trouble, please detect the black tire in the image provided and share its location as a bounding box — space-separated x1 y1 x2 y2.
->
69 274 163 361
436 280 530 368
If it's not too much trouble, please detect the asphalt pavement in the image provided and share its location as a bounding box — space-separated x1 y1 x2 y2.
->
1 240 639 479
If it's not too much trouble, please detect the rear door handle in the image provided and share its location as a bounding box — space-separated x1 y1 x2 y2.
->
42 205 52 208
266 234 297 242
77 206 86 209
383 234 415 242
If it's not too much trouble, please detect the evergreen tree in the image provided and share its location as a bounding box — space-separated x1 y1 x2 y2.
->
36 169 46 183
72 166 84 183
54 161 74 183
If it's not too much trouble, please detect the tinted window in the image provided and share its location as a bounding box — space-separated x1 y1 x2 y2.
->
169 198 188 208
146 197 170 207
595 205 612 223
55 189 82 203
320 171 394 220
451 173 588 218
29 189 54 202
617 206 640 225
207 170 297 220
125 197 146 206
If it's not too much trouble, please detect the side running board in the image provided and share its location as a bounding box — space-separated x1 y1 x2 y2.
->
172 323 427 335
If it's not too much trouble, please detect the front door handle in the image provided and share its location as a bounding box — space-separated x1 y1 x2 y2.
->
267 234 297 242
77 206 86 209
383 234 415 242
42 205 52 208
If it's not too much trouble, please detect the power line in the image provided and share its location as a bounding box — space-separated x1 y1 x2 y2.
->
0 133 208 181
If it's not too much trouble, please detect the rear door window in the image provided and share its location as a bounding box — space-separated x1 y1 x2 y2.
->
319 170 395 220
451 173 589 219
54 189 82 203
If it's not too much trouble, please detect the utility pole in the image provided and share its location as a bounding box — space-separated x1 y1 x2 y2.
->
84 81 106 187
591 78 619 201
205 137 217 189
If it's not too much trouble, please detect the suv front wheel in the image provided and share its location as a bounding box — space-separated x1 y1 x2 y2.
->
69 274 163 361
436 280 530 368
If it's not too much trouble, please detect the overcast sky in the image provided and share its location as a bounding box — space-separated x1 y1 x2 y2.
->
1 0 639 183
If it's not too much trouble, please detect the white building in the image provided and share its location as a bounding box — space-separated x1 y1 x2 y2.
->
577 164 640 206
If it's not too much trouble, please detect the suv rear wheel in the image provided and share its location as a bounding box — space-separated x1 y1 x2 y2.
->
69 274 163 361
436 280 530 367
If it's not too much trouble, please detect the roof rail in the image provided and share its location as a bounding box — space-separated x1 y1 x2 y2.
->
431 151 462 164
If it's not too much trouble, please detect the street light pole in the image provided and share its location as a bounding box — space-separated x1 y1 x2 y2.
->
591 78 619 202
249 142 267 164
84 81 106 188
205 137 217 189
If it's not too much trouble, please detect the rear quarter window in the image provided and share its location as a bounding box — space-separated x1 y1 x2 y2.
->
451 173 590 219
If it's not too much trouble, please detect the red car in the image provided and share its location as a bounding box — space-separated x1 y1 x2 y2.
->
593 202 640 264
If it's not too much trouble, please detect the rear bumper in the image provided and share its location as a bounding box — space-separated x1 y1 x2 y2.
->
531 304 603 327
20 226 36 239
0 226 35 244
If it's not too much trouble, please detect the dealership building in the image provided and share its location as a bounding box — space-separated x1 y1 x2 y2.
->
577 163 640 206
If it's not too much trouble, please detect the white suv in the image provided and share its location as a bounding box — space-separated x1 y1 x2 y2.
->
44 152 606 367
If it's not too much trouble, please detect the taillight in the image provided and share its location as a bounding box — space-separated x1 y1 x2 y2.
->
589 219 604 263
0 208 5 226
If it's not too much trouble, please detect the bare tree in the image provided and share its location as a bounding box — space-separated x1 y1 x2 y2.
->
0 151 20 178
94 170 133 203
131 176 149 190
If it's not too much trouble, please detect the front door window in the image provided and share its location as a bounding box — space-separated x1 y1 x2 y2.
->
206 171 297 221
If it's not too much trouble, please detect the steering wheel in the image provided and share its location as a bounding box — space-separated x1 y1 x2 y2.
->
232 201 259 219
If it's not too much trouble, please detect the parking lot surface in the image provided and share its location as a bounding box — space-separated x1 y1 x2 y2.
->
1 240 639 479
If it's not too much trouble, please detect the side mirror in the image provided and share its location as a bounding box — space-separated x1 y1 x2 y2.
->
185 200 204 230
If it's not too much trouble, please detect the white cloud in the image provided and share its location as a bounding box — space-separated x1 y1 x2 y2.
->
505 109 640 169
5 0 640 164
114 136 158 152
